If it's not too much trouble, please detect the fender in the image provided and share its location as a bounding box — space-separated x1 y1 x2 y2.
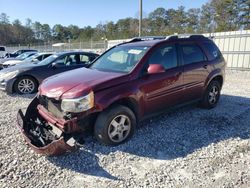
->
94 82 144 119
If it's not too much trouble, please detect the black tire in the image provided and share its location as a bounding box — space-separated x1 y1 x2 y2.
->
200 80 221 109
94 105 136 146
14 76 38 94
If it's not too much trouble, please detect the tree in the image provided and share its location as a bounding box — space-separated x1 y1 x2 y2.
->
41 24 51 41
0 13 9 24
25 18 32 28
238 0 250 29
148 8 167 35
200 3 215 33
32 21 43 39
211 0 239 31
186 8 201 33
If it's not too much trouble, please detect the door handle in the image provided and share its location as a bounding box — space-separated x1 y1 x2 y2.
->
203 65 208 69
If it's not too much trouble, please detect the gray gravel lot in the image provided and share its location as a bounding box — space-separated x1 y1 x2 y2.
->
0 70 250 188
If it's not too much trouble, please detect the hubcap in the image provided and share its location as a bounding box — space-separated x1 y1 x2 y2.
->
108 115 131 143
208 85 219 104
17 79 35 94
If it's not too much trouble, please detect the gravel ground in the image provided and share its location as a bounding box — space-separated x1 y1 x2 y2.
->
0 70 250 188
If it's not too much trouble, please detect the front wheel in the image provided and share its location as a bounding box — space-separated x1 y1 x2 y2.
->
200 80 221 109
14 76 38 94
94 105 136 146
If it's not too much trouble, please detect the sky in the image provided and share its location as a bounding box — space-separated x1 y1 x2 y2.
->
0 0 208 28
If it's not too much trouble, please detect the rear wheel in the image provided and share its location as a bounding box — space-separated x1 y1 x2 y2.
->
14 76 38 94
200 80 221 109
94 105 136 146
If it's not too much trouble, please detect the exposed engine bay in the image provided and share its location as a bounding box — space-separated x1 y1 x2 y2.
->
16 96 85 156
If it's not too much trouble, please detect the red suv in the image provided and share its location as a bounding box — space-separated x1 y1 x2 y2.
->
17 35 226 155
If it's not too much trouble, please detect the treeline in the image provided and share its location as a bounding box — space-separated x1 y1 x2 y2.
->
0 0 249 45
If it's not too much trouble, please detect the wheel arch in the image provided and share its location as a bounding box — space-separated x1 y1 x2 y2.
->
107 97 140 122
207 74 224 88
205 67 224 89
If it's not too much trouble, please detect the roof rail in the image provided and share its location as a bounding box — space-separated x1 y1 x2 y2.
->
166 34 207 41
129 36 166 42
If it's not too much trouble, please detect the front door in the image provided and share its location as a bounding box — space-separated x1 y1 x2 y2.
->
140 43 184 116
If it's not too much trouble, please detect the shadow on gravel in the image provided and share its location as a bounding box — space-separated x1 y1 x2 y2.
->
48 94 250 179
48 149 119 180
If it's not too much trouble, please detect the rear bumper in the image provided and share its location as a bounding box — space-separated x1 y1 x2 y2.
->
16 97 80 156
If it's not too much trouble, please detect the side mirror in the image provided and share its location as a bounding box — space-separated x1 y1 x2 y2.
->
147 64 165 74
51 62 60 68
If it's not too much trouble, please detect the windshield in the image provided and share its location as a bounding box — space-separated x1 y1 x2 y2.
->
38 54 58 65
16 52 35 60
91 45 149 73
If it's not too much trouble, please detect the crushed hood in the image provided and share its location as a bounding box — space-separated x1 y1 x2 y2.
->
39 67 127 99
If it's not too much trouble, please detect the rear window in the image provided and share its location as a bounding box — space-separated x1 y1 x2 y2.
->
0 47 5 51
204 42 222 60
180 43 206 65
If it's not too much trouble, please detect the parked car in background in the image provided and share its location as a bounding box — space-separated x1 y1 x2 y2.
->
0 51 99 94
0 46 6 58
16 34 226 155
4 49 37 58
0 51 38 67
1 52 54 68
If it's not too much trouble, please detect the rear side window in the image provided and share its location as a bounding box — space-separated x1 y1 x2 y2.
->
204 42 221 60
36 55 43 61
149 44 178 70
180 43 206 65
0 47 5 51
43 54 52 59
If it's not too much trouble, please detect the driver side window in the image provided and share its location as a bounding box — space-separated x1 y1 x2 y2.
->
149 44 178 70
53 55 75 66
53 56 67 66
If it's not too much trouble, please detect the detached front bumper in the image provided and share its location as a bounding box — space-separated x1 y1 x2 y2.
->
16 97 82 156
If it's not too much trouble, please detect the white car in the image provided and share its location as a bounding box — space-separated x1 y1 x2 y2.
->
2 52 53 68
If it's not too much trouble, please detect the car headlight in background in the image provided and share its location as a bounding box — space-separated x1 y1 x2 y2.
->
0 70 19 81
61 91 94 113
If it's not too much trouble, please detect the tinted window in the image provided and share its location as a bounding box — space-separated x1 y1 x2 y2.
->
53 55 67 65
43 54 52 59
149 44 178 69
204 42 221 60
54 54 84 66
36 55 43 61
0 47 5 51
180 43 206 65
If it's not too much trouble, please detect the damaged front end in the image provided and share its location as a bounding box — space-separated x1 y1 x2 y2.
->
17 97 84 156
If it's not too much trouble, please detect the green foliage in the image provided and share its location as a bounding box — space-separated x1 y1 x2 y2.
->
0 0 249 45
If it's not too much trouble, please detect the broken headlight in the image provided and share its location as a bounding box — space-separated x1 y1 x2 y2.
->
61 91 94 113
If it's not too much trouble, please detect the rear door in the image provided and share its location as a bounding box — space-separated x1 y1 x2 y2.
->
179 42 210 102
140 43 184 115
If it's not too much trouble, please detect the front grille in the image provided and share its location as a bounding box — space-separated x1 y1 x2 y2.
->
38 95 65 119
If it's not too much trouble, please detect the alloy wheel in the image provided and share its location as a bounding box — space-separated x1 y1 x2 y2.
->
208 85 219 104
17 78 35 94
108 115 131 143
